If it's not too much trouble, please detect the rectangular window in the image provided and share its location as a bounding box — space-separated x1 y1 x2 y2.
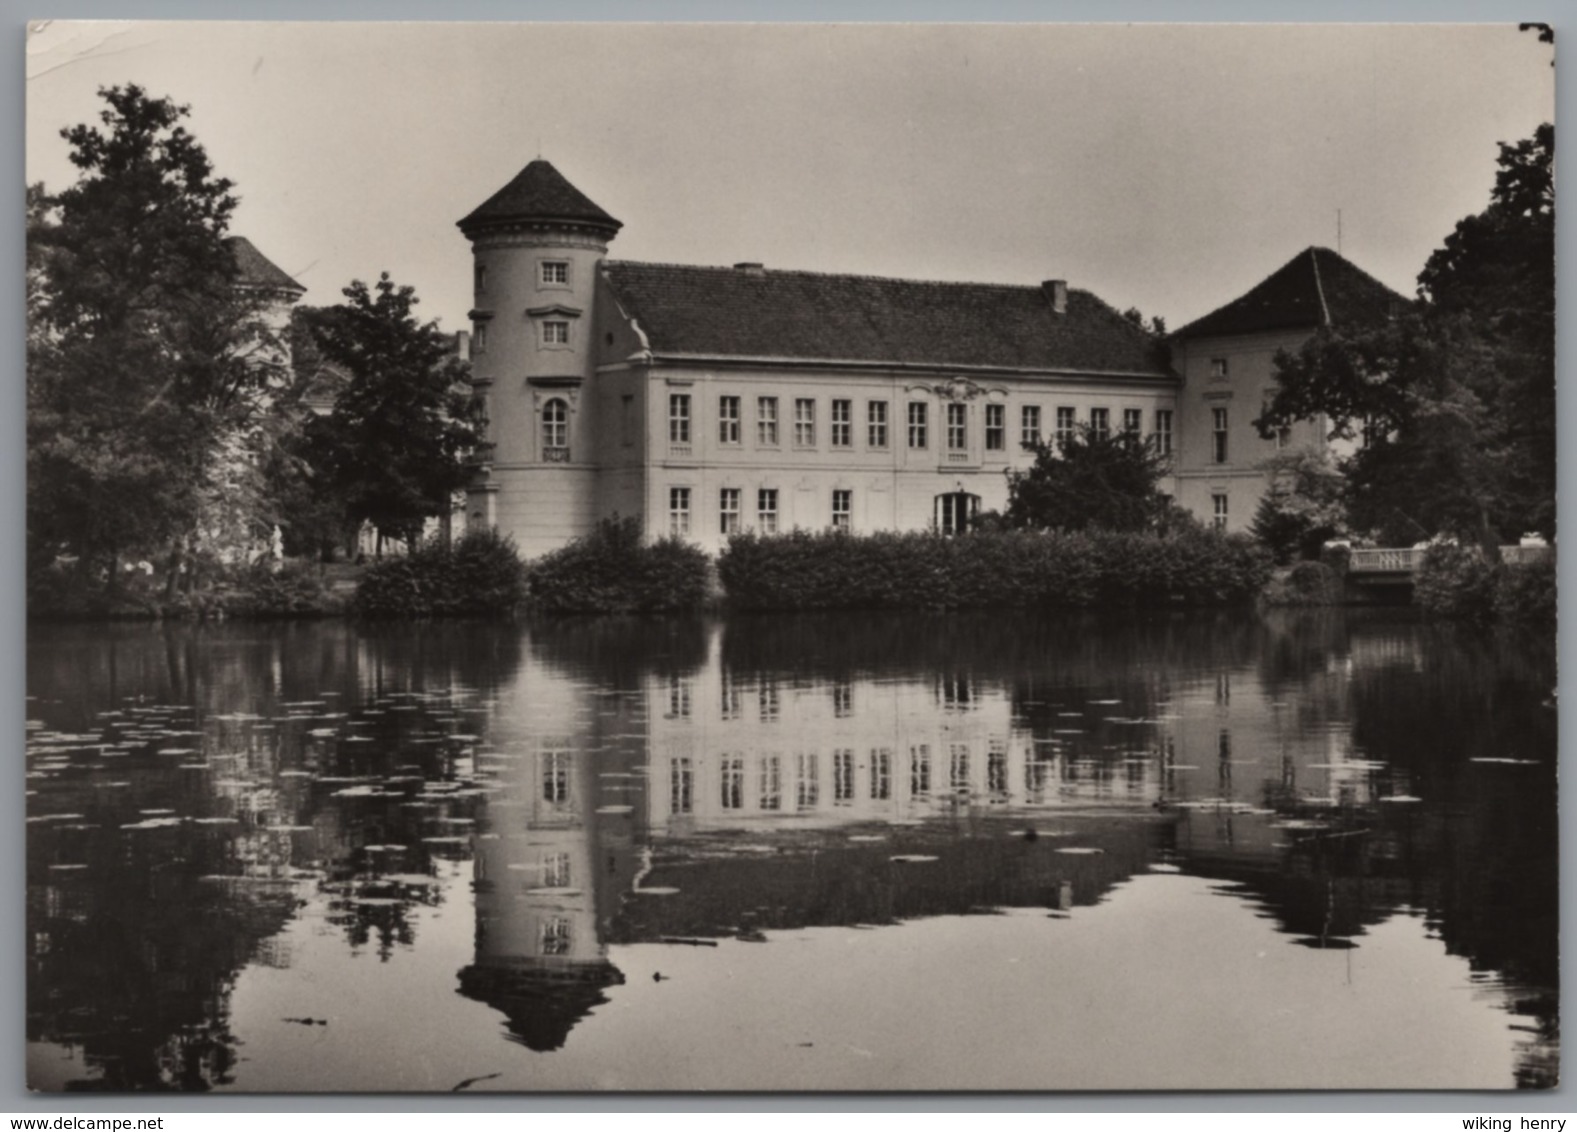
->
474 263 488 294
1055 406 1076 449
759 679 779 722
759 755 782 811
985 403 1005 451
834 749 855 804
757 397 779 446
796 753 819 811
543 320 570 345
868 400 889 448
1123 408 1143 445
987 739 1008 802
870 748 892 800
947 403 967 451
1212 407 1229 464
719 487 741 535
719 396 741 444
832 682 852 717
721 672 740 720
668 674 690 719
541 260 568 285
1090 407 1110 441
540 916 571 956
720 756 744 809
670 757 693 815
910 745 932 798
831 399 852 447
542 751 570 805
794 398 816 447
831 489 852 532
758 488 778 534
908 402 928 449
1154 409 1173 456
668 486 691 536
543 852 570 888
1212 493 1229 531
1021 405 1041 448
950 744 970 794
669 394 691 445
473 322 487 353
1210 357 1229 380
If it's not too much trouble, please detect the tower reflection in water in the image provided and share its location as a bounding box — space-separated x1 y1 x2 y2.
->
450 614 1554 1084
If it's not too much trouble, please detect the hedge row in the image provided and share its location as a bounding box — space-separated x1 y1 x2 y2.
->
716 528 1272 611
525 517 712 614
352 528 528 617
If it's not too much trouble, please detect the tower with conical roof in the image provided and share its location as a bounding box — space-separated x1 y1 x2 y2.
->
457 159 622 552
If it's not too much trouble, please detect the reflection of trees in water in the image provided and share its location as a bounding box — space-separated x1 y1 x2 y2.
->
525 615 710 687
27 621 524 1090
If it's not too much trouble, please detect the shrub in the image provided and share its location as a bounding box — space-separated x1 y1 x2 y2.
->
527 517 710 614
222 562 340 618
716 527 1270 611
353 528 528 617
1494 556 1557 626
1414 543 1498 621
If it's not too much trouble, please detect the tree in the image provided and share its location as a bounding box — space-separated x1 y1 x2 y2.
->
1257 124 1555 555
299 274 482 550
28 86 284 591
1004 425 1171 533
1249 449 1348 564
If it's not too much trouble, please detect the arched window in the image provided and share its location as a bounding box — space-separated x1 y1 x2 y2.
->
542 398 568 460
934 491 980 536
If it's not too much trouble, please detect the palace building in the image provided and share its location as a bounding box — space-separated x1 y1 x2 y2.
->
458 159 1407 557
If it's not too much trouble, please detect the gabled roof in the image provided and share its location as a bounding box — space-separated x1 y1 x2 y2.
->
457 159 622 238
1173 246 1408 339
600 261 1171 376
223 236 305 296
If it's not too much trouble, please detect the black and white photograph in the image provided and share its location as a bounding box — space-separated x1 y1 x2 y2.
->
23 20 1558 1093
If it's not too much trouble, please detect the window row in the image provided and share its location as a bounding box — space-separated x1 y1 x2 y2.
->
666 394 1175 455
474 259 571 294
668 485 853 536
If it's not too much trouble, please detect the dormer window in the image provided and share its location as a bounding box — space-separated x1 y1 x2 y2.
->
541 260 569 286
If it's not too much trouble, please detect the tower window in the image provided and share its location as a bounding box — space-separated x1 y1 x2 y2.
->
1212 407 1229 464
541 260 569 285
1210 358 1229 380
541 397 568 458
543 320 570 346
474 263 487 294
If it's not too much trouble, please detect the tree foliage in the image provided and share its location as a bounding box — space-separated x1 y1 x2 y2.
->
28 85 285 587
1257 124 1554 553
298 274 482 548
1249 449 1348 564
1004 425 1171 533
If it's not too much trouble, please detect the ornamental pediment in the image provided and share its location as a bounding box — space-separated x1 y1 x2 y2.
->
903 376 1006 401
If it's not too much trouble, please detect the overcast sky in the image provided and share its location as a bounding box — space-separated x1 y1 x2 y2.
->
25 20 1554 333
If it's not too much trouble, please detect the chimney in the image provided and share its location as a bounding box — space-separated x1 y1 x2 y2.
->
734 262 766 277
1043 279 1068 315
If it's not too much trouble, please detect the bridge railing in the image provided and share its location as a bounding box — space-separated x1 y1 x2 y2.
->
1348 547 1421 573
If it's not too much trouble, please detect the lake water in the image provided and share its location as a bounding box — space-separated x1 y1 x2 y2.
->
25 610 1558 1092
